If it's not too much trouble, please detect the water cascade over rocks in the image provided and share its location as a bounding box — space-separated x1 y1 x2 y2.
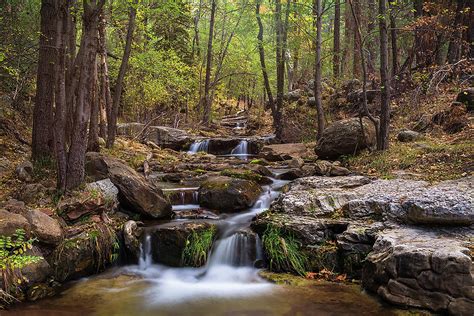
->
188 140 210 154
230 140 250 160
130 177 289 305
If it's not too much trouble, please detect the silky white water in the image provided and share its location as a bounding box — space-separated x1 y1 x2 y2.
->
126 177 289 305
187 140 210 153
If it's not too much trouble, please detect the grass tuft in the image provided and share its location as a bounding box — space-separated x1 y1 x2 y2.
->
181 227 216 267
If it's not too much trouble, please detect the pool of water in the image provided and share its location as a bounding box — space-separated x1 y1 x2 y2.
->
5 267 398 316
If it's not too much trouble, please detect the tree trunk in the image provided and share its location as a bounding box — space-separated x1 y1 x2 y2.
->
53 0 68 192
192 0 203 59
413 0 424 67
366 0 376 77
98 13 112 139
314 0 325 139
389 1 398 76
32 0 58 162
66 0 103 190
447 0 466 63
87 59 100 152
107 0 137 148
352 0 362 78
256 0 274 110
378 0 390 150
275 0 284 141
282 0 291 91
333 0 341 80
342 0 354 77
202 0 217 125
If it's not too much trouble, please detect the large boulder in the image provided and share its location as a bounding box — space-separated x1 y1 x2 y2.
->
146 126 192 151
455 87 474 112
397 129 422 142
315 118 376 159
86 152 172 219
15 161 33 182
25 209 63 245
198 176 262 212
0 209 30 236
116 122 145 137
259 143 309 162
147 221 217 267
363 227 474 314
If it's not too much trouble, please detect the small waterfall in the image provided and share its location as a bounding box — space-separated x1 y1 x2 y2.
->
230 140 249 160
208 232 261 267
139 233 152 270
188 140 210 154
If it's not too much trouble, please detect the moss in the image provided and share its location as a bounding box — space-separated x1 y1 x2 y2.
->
220 169 263 182
258 270 312 286
262 225 308 276
181 226 217 267
250 159 268 166
193 168 207 174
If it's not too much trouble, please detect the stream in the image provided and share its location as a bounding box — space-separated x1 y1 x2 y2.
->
6 140 399 316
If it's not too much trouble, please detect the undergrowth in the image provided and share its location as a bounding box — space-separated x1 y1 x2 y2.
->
181 226 216 267
262 225 308 276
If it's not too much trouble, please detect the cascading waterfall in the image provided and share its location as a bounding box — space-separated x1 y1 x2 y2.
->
188 140 210 154
130 176 289 305
230 140 249 160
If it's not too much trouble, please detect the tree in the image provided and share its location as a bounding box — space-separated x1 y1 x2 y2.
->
256 0 274 109
107 0 138 148
202 0 217 125
32 0 58 162
447 0 466 63
313 0 325 139
333 0 341 79
378 0 390 150
274 0 285 140
389 1 398 76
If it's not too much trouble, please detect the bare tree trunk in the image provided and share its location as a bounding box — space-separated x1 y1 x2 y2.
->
282 0 291 91
256 0 274 110
192 0 203 59
413 0 424 67
66 0 103 190
32 0 58 162
202 0 217 125
65 0 77 146
275 0 284 140
333 0 341 80
107 0 137 148
98 13 112 139
366 0 376 76
389 1 398 76
447 0 466 63
352 0 362 78
342 0 354 77
53 0 68 192
314 0 325 139
87 59 99 152
378 0 390 150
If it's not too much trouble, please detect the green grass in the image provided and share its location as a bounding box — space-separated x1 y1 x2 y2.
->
181 226 216 267
262 225 308 276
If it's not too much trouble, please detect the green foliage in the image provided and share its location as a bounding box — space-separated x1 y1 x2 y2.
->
220 169 263 182
0 229 42 297
262 225 307 276
181 227 216 267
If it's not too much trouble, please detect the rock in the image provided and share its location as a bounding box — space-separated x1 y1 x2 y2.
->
146 126 191 151
247 164 273 177
85 178 119 209
58 187 112 222
0 157 11 178
3 198 27 214
397 129 422 142
277 169 303 180
52 226 117 282
0 209 30 236
432 103 469 134
259 143 309 162
123 220 142 260
148 221 217 267
18 183 49 204
287 89 303 101
85 152 172 219
347 89 379 105
116 122 145 137
315 118 376 160
362 227 474 313
198 176 262 212
21 247 52 285
25 209 63 245
313 160 333 176
412 114 433 132
288 157 304 169
455 87 474 112
220 168 272 185
15 161 33 182
307 97 316 107
330 165 351 176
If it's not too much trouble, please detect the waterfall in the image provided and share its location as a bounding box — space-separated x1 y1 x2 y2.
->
188 140 210 154
230 140 249 160
139 233 152 270
208 233 261 267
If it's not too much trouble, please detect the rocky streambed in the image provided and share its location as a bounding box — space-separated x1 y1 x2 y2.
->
2 134 473 315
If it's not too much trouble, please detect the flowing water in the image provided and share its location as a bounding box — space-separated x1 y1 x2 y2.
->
187 140 210 154
230 140 250 161
6 175 398 315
